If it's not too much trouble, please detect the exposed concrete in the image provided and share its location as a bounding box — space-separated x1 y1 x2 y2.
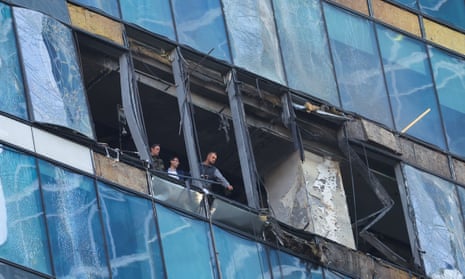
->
265 150 355 249
361 119 401 154
304 152 355 249
345 119 366 141
452 158 465 185
93 152 149 194
265 151 314 232
398 137 451 179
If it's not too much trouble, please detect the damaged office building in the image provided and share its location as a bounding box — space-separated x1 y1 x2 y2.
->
1 0 465 278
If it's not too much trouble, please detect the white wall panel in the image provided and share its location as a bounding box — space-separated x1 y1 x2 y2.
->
0 115 34 151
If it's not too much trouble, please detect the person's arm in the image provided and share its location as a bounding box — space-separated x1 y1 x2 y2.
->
213 168 233 190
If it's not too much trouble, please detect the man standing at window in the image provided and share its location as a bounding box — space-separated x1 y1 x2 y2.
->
200 152 233 192
150 144 165 171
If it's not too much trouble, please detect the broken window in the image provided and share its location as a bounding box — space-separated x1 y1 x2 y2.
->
339 145 415 268
0 3 27 120
401 164 465 278
14 7 94 139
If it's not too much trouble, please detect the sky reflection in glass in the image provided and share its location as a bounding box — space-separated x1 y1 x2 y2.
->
99 182 165 279
0 3 27 119
324 4 393 128
273 0 339 106
403 165 465 278
429 46 465 157
377 25 445 149
71 0 120 18
0 147 51 274
419 0 465 31
14 8 94 139
39 160 109 278
172 0 231 62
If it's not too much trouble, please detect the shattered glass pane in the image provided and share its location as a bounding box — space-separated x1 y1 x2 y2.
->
0 147 51 274
14 8 94 139
39 160 108 278
99 182 165 279
156 204 215 279
172 0 231 62
377 24 445 149
419 0 465 31
0 3 27 120
324 3 393 128
403 165 465 278
269 249 322 278
120 0 175 40
71 0 119 18
213 225 271 278
273 0 339 106
222 0 286 84
429 46 465 158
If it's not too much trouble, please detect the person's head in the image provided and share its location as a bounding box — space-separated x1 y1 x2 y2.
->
150 144 161 156
204 152 217 165
169 156 179 169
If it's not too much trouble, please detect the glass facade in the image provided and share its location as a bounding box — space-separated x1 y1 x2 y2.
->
14 7 94 139
1 1 465 278
324 3 393 128
402 165 465 278
0 3 27 120
376 24 445 148
171 0 231 62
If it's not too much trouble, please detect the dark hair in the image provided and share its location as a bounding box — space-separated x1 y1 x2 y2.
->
169 156 179 161
150 143 160 149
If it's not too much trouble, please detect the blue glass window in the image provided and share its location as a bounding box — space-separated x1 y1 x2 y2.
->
14 8 95 139
269 249 322 278
71 0 120 18
213 226 270 278
156 204 215 278
0 147 51 274
402 165 465 278
390 0 418 9
419 0 465 31
0 262 46 279
0 3 27 120
273 0 339 106
376 25 445 149
39 160 109 278
98 182 165 279
428 46 465 158
324 4 393 128
222 0 286 84
120 0 175 41
172 0 231 62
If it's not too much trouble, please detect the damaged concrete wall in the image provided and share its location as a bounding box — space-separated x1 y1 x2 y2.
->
265 150 355 249
303 151 355 249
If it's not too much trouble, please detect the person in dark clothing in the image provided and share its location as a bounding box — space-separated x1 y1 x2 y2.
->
150 144 165 171
200 152 233 192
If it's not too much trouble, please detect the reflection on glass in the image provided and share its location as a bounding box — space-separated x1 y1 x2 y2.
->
324 4 393 128
0 3 27 119
403 165 465 278
156 204 215 278
14 8 94 139
213 225 270 278
0 147 51 274
39 160 109 278
269 248 321 279
376 25 445 149
0 262 45 279
419 0 465 31
325 268 351 279
99 182 165 279
172 0 231 62
222 0 286 84
429 46 465 157
391 0 417 9
273 0 339 106
71 0 120 18
120 0 175 40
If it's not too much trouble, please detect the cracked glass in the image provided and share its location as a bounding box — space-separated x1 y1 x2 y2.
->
14 8 94 139
403 164 465 278
0 3 27 119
